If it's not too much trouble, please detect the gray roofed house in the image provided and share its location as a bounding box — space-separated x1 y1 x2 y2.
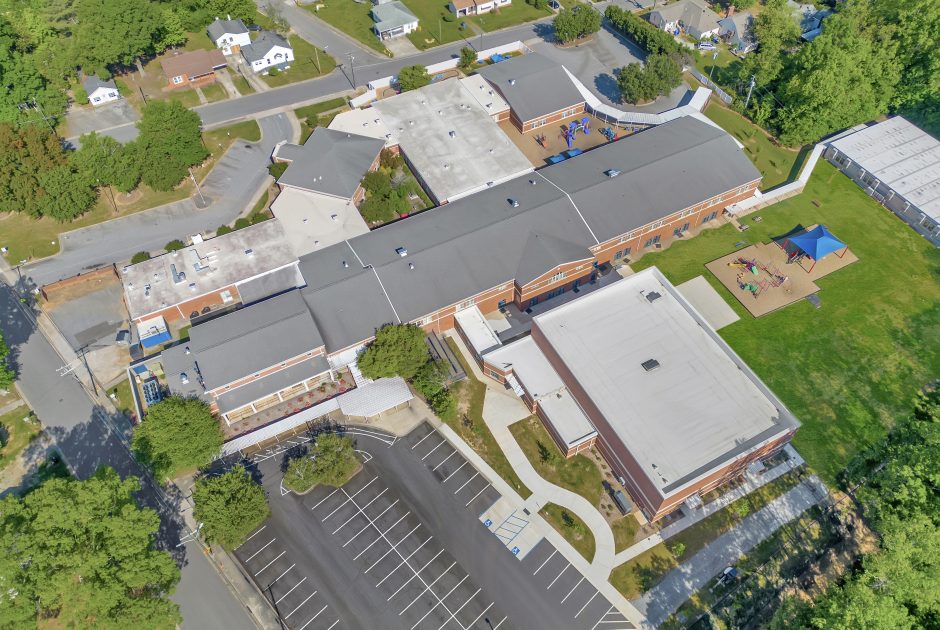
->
717 12 756 53
477 53 585 125
240 31 291 63
649 0 722 39
371 1 419 39
82 74 121 106
207 17 249 42
273 128 385 199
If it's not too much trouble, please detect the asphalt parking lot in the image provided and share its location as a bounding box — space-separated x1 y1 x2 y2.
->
236 422 634 629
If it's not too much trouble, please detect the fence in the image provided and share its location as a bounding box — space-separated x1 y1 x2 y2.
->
687 67 734 105
726 143 825 217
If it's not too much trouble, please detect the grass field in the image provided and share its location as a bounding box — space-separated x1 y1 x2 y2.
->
692 44 740 92
631 161 940 486
612 514 641 553
703 101 808 191
0 403 41 473
306 0 389 54
200 81 228 103
233 74 255 95
295 97 350 140
445 338 532 499
109 379 137 421
541 503 596 562
262 36 336 88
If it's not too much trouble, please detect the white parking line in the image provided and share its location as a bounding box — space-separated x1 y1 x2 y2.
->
547 564 569 589
590 606 614 630
244 538 276 563
284 591 318 619
492 615 509 629
274 577 308 605
412 430 437 450
436 587 481 630
432 450 457 472
254 551 286 576
344 502 402 548
409 573 469 628
561 577 585 603
235 525 266 550
365 529 427 572
296 604 329 630
310 488 340 511
398 561 457 615
442 461 468 483
464 602 495 629
454 472 480 495
533 549 558 575
575 591 600 618
268 563 295 587
383 548 444 593
332 491 391 535
421 439 447 461
326 620 339 630
357 521 420 562
465 484 490 508
322 477 377 521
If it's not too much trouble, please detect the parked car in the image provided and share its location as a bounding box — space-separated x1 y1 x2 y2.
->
548 0 561 9
698 42 717 51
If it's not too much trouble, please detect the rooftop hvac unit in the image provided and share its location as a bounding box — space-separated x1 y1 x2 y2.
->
641 358 660 372
396 247 408 257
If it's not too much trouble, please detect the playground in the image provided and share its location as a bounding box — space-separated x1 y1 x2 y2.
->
705 224 858 317
498 111 619 166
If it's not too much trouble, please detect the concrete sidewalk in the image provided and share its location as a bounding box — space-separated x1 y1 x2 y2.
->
633 476 828 627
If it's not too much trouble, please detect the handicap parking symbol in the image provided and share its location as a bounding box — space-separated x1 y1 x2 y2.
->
511 547 520 556
483 519 493 528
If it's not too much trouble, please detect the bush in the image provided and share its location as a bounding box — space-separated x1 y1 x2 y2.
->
412 359 448 399
233 217 251 230
362 170 392 196
380 148 404 170
605 5 683 55
250 212 269 224
215 225 233 236
397 65 431 92
553 6 601 44
430 389 457 421
442 12 456 22
131 396 223 479
459 46 477 69
193 464 269 549
74 87 89 104
267 67 280 76
283 434 359 491
527 0 548 9
358 323 429 380
164 239 185 252
130 251 151 264
267 161 288 179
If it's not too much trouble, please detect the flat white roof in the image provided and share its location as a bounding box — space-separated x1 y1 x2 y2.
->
829 116 940 221
122 220 296 320
533 267 796 496
458 74 510 116
328 107 397 146
484 336 597 448
454 306 502 356
373 77 533 203
270 187 369 257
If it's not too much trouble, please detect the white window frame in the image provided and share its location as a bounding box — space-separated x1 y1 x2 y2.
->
172 75 184 85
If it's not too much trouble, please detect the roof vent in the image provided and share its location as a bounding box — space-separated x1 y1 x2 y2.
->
509 79 516 86
641 359 660 372
189 282 197 291
179 372 189 384
408 262 415 270
245 248 254 257
184 346 191 355
645 291 662 303
449 130 456 138
170 264 183 284
508 199 519 208
396 247 408 257
529 179 536 185
342 260 349 268
604 168 622 178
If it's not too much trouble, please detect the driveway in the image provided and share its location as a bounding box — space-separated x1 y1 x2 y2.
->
65 99 139 139
23 113 294 288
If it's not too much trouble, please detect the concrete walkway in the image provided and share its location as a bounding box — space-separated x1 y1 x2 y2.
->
633 475 828 627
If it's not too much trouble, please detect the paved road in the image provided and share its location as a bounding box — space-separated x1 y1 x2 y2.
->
0 282 257 630
633 477 826 627
262 0 385 62
23 113 293 288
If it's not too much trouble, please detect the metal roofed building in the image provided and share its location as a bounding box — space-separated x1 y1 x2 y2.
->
483 267 799 520
826 116 940 247
372 77 533 203
122 219 301 333
477 53 587 133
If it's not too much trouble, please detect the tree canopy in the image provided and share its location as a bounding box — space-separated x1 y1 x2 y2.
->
135 100 209 191
0 330 15 390
73 0 165 72
397 65 431 92
357 323 429 380
459 46 477 69
132 396 223 480
0 467 181 629
284 433 359 493
553 6 601 44
617 54 683 104
193 464 269 549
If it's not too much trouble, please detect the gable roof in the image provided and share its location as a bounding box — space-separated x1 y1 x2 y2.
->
718 12 753 35
160 49 227 79
516 232 594 285
372 1 419 32
477 53 585 123
83 74 116 94
274 128 385 199
207 17 249 41
241 31 291 63
653 0 720 32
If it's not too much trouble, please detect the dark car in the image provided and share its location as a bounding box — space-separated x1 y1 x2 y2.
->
247 23 262 32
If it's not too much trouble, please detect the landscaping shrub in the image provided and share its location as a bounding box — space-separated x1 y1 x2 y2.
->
267 161 288 179
605 5 683 55
283 434 359 492
250 212 269 224
233 217 251 230
130 251 150 264
215 225 233 236
164 239 185 252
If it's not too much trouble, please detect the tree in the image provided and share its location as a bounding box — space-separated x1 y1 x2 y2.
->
458 46 477 69
729 0 755 9
397 65 431 92
303 433 359 488
553 7 601 44
38 164 97 220
130 251 151 264
193 464 269 549
74 0 164 70
203 0 258 23
131 396 223 479
0 467 181 629
0 331 15 390
156 6 187 51
411 359 448 399
362 170 392 197
72 131 142 194
135 100 208 191
429 388 456 420
737 0 800 88
357 323 429 380
605 5 682 55
617 54 682 104
164 239 186 251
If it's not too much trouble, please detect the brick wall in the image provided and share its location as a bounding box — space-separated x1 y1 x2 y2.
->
135 284 242 325
41 265 117 301
512 102 587 133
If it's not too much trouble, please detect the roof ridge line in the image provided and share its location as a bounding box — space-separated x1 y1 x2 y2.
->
535 172 599 245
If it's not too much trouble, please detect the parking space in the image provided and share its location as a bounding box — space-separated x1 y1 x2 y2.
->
521 540 634 630
307 473 513 630
234 526 340 630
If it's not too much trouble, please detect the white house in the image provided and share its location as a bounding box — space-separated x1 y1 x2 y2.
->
207 17 251 55
371 1 419 40
240 31 294 74
448 0 510 17
83 75 121 106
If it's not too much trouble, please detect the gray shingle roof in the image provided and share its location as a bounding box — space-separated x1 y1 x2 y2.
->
372 1 418 33
515 232 594 285
653 0 721 33
477 53 585 123
207 17 249 41
241 31 291 63
82 74 116 94
215 355 329 413
276 128 385 199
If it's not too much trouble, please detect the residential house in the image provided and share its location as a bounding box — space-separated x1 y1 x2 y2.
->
448 0 510 17
477 53 586 133
788 0 831 41
241 31 294 73
160 49 227 88
83 75 121 106
207 17 251 55
649 0 722 40
371 1 419 40
717 11 755 54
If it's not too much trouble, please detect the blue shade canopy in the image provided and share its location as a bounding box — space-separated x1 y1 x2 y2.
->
787 225 846 260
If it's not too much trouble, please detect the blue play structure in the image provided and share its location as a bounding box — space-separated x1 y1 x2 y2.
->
600 127 616 141
490 53 508 63
547 154 566 164
564 148 583 158
564 117 591 148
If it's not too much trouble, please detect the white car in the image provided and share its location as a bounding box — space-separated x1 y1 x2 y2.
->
698 42 717 51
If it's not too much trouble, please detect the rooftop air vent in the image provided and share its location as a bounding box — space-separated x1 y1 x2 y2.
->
184 346 191 355
245 248 254 257
396 247 408 257
508 199 519 208
180 372 189 384
342 260 349 268
449 130 456 138
509 79 516 86
408 262 415 270
529 179 536 185
189 282 197 291
645 291 662 303
604 169 622 178
170 264 183 283
641 359 660 372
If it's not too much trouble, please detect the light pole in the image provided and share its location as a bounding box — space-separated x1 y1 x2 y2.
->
348 53 356 87
314 45 328 74
479 18 484 51
97 178 118 213
707 50 718 84
188 167 207 207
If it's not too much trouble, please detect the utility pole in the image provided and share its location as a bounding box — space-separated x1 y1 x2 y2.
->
744 74 756 110
189 167 206 207
78 345 99 396
479 18 484 52
348 53 356 87
18 98 58 137
97 178 118 213
708 50 718 84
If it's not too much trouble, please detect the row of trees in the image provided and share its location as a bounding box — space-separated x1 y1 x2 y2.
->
604 5 683 56
770 390 940 627
553 6 602 45
0 100 207 221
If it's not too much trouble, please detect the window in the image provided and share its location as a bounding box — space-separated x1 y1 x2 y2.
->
643 235 661 248
172 75 184 84
701 211 718 224
614 250 623 260
549 271 565 283
533 118 547 128
861 172 878 187
220 290 233 303
457 298 475 310
93 97 101 102
418 315 433 326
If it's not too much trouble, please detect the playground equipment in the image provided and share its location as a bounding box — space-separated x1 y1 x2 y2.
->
564 117 591 148
781 224 849 273
535 133 547 148
490 53 508 63
600 127 616 142
727 257 759 274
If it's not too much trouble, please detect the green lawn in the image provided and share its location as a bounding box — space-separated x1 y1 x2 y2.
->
541 503 596 562
508 415 603 505
200 81 228 103
295 97 350 141
446 338 532 499
164 88 202 109
470 1 552 32
183 30 215 52
233 74 255 95
704 101 809 191
0 403 41 473
407 1 553 50
692 43 741 91
306 0 390 55
612 514 641 553
262 36 337 88
632 161 940 486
